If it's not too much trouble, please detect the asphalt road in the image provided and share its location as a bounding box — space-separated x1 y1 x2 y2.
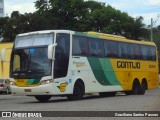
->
0 88 160 120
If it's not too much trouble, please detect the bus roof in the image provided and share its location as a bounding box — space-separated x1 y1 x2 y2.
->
86 31 126 39
84 31 156 46
17 30 156 46
17 30 74 37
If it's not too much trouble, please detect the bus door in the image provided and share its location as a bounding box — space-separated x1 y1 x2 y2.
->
54 33 70 83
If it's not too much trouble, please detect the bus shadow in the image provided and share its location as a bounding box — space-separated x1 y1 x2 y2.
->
24 93 126 104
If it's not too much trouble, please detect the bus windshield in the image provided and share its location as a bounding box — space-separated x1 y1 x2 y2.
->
15 33 53 48
11 47 51 79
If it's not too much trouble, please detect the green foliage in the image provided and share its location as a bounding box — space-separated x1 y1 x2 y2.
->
152 28 160 54
0 0 150 42
143 27 160 60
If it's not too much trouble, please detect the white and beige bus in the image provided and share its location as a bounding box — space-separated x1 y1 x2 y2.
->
6 30 158 102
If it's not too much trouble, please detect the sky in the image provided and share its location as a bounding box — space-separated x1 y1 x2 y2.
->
4 0 160 26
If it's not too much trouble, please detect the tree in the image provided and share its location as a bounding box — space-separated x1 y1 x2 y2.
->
35 0 50 14
129 16 145 40
158 25 160 31
0 0 148 42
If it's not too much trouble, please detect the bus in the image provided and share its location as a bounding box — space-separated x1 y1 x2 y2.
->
4 30 158 102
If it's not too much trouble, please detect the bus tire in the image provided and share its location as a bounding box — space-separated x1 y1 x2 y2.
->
99 92 116 97
35 95 51 102
139 80 147 95
132 80 141 95
67 81 85 100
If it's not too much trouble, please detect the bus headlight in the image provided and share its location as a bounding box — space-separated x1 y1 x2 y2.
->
40 80 53 85
10 81 17 86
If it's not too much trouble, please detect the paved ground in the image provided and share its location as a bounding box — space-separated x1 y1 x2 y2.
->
0 88 160 120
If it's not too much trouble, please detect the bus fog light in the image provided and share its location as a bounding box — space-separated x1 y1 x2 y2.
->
40 80 53 85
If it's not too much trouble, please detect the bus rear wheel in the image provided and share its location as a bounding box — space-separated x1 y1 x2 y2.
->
35 95 51 102
67 81 85 101
125 80 144 95
139 80 147 95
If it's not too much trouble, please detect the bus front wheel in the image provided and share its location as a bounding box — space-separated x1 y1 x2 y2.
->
67 81 85 100
34 95 51 102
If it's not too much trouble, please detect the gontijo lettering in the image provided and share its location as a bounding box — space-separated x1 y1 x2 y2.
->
117 61 140 69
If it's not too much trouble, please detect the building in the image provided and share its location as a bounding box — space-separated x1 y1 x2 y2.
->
0 0 4 17
0 42 13 78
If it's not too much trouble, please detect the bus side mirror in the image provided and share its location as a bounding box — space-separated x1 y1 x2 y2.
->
48 43 57 60
0 48 12 62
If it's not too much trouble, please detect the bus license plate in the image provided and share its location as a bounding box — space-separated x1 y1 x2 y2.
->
24 89 32 92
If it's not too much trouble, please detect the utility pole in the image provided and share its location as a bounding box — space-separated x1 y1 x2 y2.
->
151 18 153 42
150 14 160 42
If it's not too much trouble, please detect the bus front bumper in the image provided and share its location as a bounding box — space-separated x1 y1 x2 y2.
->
10 83 60 96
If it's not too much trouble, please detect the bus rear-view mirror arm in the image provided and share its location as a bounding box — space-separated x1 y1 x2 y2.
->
48 43 57 60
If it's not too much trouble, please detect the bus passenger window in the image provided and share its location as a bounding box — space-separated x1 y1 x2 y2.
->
118 42 130 59
131 44 140 59
72 35 89 56
105 41 118 58
89 39 98 57
141 45 148 60
148 46 156 60
104 41 109 57
72 38 81 55
97 40 104 57
81 40 89 56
